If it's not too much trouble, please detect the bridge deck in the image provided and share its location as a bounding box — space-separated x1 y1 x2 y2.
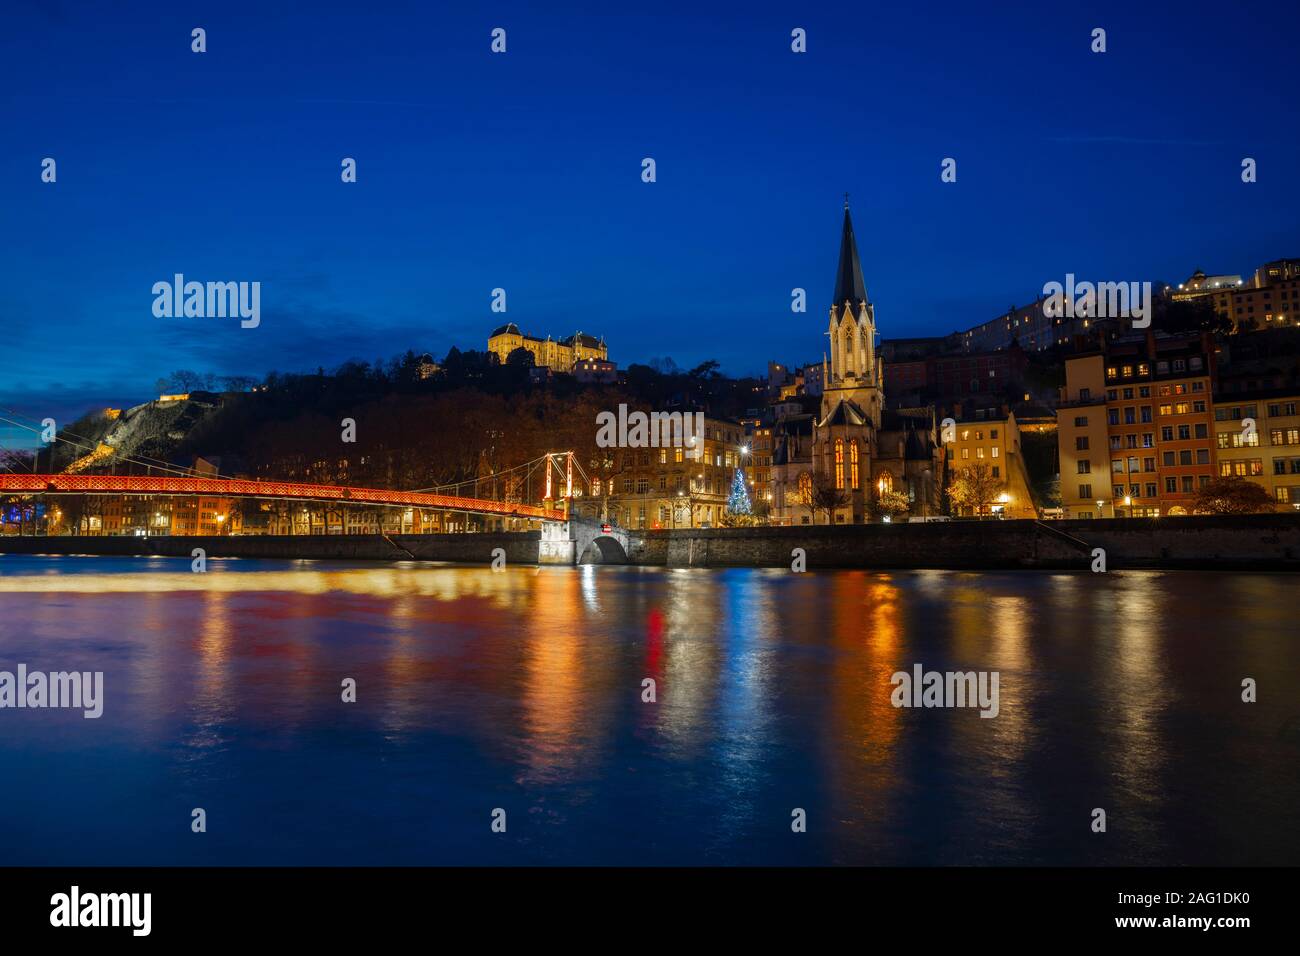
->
0 474 565 521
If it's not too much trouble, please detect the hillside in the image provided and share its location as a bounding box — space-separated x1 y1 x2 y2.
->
39 394 223 473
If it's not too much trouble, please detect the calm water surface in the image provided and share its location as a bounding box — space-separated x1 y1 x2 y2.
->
1 555 1297 865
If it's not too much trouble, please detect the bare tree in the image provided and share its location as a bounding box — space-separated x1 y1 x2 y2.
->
809 471 849 524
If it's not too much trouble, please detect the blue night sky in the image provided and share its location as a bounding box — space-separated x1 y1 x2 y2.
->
2 0 1297 440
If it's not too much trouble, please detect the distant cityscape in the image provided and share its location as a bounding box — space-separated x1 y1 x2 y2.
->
2 210 1297 536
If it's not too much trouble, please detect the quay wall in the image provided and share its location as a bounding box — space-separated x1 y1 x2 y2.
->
629 515 1300 571
0 532 541 565
3 516 1299 571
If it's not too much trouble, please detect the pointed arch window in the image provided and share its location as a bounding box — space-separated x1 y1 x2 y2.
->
834 438 845 489
850 439 860 489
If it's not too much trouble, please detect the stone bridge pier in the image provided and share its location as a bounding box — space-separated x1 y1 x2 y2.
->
539 517 638 565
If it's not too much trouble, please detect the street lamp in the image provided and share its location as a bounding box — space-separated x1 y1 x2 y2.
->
1096 498 1106 518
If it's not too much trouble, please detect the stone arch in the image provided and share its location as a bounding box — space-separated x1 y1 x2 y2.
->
579 535 629 564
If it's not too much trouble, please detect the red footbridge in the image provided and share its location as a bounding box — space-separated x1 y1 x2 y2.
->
0 474 567 521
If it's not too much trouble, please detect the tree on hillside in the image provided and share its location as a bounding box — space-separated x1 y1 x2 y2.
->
1155 296 1233 338
948 463 1004 517
687 360 721 381
506 346 535 367
155 370 212 393
219 375 259 393
1192 476 1275 514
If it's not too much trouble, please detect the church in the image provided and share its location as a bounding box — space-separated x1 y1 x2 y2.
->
772 202 944 524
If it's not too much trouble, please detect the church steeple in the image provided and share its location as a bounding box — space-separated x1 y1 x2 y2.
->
832 201 869 309
825 199 881 404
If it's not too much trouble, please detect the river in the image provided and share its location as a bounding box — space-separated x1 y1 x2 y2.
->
1 555 1296 865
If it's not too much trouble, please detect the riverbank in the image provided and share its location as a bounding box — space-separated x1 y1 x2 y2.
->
632 514 1300 571
0 531 539 564
2 514 1298 570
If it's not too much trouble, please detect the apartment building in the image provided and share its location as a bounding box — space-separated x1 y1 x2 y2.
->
941 409 1037 518
1213 392 1300 509
1057 332 1217 517
582 416 747 529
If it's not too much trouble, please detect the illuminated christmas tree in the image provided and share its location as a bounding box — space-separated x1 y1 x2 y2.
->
726 467 751 515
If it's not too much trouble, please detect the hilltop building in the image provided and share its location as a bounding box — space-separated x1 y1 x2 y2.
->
1172 259 1300 331
487 324 607 373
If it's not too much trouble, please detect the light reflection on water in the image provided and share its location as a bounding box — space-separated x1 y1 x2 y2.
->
0 555 1297 866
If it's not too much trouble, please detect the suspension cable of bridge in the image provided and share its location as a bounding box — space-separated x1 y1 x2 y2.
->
0 407 220 480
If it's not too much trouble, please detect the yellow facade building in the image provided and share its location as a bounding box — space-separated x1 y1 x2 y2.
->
578 416 748 529
1213 393 1300 509
1058 333 1218 518
487 324 607 373
943 412 1037 518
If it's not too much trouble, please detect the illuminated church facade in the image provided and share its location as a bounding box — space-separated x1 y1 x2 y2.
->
773 203 943 524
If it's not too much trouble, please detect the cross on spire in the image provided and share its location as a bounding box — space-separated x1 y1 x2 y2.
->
843 191 850 210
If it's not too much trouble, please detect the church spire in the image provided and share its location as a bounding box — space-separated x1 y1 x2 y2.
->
832 202 869 309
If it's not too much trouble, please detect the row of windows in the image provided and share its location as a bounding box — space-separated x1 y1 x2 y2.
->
1074 393 1213 426
1219 460 1265 477
950 446 1001 460
596 477 733 496
1120 483 1158 498
610 504 729 529
1106 357 1205 379
601 446 748 469
1217 403 1300 421
1109 449 1213 472
1108 406 1154 424
1217 429 1300 448
1075 422 1210 451
1078 474 1213 499
1156 401 1208 416
1098 400 1210 425
1106 381 1207 401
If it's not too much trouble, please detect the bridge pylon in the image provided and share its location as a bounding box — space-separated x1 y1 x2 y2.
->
542 451 581 519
